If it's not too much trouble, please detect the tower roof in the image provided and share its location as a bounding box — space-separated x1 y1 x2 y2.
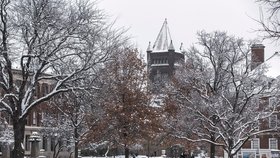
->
153 19 173 52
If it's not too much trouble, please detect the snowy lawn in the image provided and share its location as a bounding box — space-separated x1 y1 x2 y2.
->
82 156 162 158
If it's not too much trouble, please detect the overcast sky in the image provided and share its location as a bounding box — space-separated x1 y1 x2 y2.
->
99 0 279 59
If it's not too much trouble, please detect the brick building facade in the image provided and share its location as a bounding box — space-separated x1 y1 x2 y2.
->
231 45 280 158
0 70 71 158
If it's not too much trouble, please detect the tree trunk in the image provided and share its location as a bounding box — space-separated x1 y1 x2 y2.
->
228 139 234 158
74 127 79 158
11 118 26 158
210 143 215 158
228 153 234 158
125 145 129 158
210 135 215 158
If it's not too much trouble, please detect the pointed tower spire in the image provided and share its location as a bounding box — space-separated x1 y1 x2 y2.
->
153 19 173 51
168 40 175 51
146 41 152 52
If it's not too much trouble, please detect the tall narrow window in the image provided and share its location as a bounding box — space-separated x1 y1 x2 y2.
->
251 138 260 149
37 112 41 126
269 138 278 149
25 135 30 151
25 116 29 125
35 84 40 97
42 83 49 95
269 114 277 128
32 112 36 125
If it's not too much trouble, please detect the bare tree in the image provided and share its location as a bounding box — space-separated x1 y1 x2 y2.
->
0 0 127 157
168 31 278 158
256 0 280 41
41 89 100 158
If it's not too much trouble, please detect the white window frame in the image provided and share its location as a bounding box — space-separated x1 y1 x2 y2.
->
41 112 44 121
251 138 260 149
269 138 278 149
269 114 277 128
32 112 36 125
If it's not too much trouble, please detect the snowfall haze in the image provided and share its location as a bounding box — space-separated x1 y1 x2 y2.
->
99 0 279 58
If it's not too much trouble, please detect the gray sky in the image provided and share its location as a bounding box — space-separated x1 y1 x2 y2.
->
99 0 279 59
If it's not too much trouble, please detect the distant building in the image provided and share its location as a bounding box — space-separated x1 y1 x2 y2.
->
236 45 280 158
0 70 71 158
146 19 185 87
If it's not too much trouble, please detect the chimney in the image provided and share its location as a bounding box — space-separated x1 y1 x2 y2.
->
251 44 265 70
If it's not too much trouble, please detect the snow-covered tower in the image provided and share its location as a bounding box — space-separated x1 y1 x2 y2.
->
147 19 185 84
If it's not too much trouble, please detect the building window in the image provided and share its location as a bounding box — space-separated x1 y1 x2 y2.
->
32 112 36 125
269 138 278 149
251 138 260 149
152 58 168 64
35 84 40 97
42 83 49 95
269 97 276 108
25 135 30 151
41 112 45 122
37 112 41 126
42 136 48 151
269 114 277 128
153 59 157 64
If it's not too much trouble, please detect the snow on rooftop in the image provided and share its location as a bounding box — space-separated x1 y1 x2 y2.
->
147 19 186 54
152 19 173 51
264 52 280 78
151 63 169 67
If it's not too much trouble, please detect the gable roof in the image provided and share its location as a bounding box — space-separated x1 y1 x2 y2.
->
264 52 280 79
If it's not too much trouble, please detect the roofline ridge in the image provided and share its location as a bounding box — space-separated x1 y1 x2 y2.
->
266 52 279 61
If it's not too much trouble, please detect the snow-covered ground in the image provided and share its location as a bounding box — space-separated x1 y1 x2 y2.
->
82 156 162 158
